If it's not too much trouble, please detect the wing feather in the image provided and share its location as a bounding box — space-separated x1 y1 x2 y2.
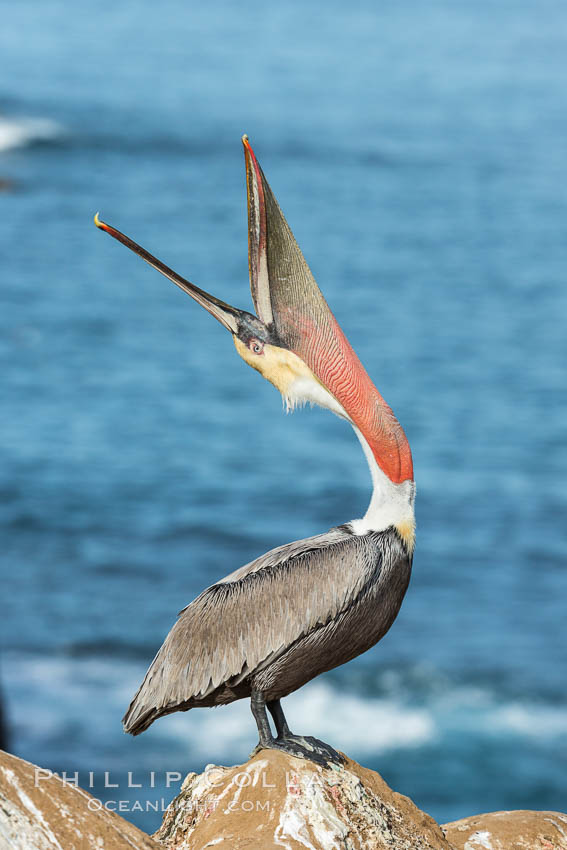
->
123 527 375 733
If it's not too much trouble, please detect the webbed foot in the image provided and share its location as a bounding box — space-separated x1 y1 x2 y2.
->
249 690 344 768
250 734 344 768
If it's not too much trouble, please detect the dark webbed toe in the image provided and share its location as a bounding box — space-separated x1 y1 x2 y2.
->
252 734 344 768
279 734 344 766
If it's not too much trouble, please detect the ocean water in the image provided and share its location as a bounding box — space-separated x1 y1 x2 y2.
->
1 0 566 834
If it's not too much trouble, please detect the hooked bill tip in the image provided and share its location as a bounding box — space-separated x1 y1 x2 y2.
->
242 135 258 164
94 212 110 232
94 212 116 237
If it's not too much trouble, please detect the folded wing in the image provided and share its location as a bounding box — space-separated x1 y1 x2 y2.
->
123 527 377 733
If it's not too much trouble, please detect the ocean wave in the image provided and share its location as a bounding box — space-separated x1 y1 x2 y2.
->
4 652 566 768
0 116 64 152
489 704 567 738
161 680 435 760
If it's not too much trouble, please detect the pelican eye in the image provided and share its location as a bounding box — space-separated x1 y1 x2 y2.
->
248 338 264 355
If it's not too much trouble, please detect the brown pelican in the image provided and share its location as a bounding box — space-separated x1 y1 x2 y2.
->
94 136 415 766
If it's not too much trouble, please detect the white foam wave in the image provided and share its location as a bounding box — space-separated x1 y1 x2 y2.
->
4 653 567 765
0 116 63 152
489 704 567 738
163 680 435 760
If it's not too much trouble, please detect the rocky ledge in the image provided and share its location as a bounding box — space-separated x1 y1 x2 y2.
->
1 747 566 849
0 748 158 850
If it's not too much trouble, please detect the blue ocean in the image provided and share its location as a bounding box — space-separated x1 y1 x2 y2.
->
1 0 566 834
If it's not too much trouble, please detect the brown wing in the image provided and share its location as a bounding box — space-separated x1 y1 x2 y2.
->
123 527 380 733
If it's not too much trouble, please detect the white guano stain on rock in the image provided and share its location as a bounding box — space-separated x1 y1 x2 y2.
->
547 815 567 840
1 750 159 850
220 759 270 814
5 748 566 850
1 766 65 850
444 810 567 850
463 831 494 850
274 766 349 850
156 750 455 849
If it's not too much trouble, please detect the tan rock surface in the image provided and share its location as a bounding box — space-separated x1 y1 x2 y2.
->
154 749 452 849
443 810 567 850
0 748 159 850
2 745 565 850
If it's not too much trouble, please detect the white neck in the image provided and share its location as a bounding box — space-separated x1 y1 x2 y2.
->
349 426 415 537
283 371 415 540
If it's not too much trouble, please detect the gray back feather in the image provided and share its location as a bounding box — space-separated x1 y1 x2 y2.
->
123 526 383 733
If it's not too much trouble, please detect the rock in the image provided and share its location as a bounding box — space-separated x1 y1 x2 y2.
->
154 749 452 849
2 746 565 850
442 810 567 850
0 748 159 850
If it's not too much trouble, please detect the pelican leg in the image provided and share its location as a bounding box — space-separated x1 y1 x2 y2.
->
250 690 343 767
267 699 292 738
250 690 273 748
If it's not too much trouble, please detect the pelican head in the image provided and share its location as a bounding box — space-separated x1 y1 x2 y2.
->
94 136 413 501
